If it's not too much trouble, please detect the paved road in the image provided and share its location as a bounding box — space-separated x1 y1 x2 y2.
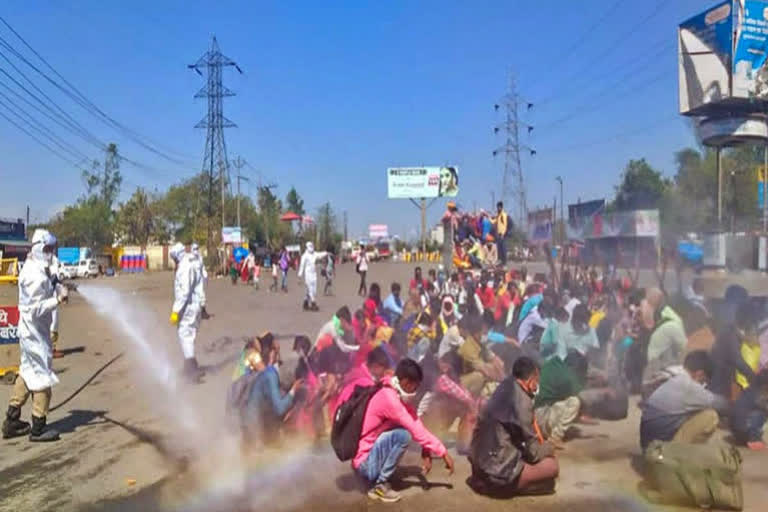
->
0 261 766 512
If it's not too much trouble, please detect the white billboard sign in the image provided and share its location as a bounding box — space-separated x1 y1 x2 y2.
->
221 227 242 244
387 166 459 199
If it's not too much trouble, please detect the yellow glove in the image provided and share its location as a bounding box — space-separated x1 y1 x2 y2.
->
170 311 179 325
50 331 59 343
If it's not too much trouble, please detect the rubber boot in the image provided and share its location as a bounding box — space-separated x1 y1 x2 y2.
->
2 405 31 439
302 299 309 311
310 302 319 312
201 306 211 320
29 415 60 442
185 358 205 383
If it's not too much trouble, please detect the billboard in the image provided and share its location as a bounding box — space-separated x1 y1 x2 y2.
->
527 208 553 245
733 1 768 99
0 218 25 240
221 227 242 244
679 1 768 115
571 210 660 239
369 224 389 239
387 167 459 199
0 306 19 345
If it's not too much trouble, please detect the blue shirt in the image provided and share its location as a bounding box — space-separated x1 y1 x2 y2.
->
246 366 294 419
382 293 404 325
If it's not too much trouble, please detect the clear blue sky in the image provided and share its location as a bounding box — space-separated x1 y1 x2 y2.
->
0 0 704 240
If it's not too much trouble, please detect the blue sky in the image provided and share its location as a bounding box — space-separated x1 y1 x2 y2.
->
0 0 705 240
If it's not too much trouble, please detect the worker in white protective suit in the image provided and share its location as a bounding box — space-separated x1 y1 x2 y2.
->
49 254 64 359
2 229 67 442
297 242 327 312
169 243 205 383
190 242 210 320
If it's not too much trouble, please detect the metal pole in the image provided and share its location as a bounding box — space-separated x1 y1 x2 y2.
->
717 146 722 229
421 198 427 256
237 170 241 229
763 145 767 233
560 178 564 242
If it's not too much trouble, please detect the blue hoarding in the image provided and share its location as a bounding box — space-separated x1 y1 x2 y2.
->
733 0 768 99
679 1 733 114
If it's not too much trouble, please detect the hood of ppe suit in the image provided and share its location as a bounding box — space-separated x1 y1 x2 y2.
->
191 242 200 255
170 242 186 263
306 242 314 254
30 229 57 265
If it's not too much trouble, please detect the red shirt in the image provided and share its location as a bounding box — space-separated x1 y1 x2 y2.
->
476 285 496 310
410 278 429 291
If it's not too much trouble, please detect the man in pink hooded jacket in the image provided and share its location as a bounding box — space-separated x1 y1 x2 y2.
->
352 358 455 503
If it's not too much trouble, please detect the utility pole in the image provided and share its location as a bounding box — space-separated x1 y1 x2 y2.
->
493 74 535 231
232 156 249 228
556 176 564 245
763 146 767 233
189 36 242 268
421 198 427 255
343 210 348 242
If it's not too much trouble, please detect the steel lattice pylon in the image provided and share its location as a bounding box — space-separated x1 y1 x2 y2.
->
188 36 242 265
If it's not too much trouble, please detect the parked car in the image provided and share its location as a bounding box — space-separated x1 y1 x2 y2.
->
76 259 100 278
57 263 76 281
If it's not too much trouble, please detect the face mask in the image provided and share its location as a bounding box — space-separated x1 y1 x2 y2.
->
531 384 540 397
390 376 417 400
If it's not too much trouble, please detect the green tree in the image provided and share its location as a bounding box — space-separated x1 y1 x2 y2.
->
115 187 160 246
82 143 122 209
47 144 123 249
316 202 339 252
614 159 670 211
257 186 290 249
285 187 305 216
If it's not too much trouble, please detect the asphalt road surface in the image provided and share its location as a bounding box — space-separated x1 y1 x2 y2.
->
1 261 766 512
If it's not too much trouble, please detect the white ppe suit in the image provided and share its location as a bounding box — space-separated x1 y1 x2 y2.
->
297 243 326 304
190 244 207 308
171 246 203 359
18 231 60 392
49 255 61 339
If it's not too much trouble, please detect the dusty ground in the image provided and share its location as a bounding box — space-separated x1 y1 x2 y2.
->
0 261 766 512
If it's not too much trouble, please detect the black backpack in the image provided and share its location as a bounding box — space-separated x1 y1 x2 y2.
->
330 383 382 461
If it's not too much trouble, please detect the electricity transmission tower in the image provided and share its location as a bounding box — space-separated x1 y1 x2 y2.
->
188 36 242 266
493 75 535 230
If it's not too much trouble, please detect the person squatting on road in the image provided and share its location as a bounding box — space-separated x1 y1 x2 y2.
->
3 229 68 442
169 242 205 383
351 358 455 503
298 241 327 312
468 357 559 497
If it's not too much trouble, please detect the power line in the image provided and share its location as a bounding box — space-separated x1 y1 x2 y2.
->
0 57 107 150
533 0 670 105
0 95 89 161
526 0 630 92
537 67 669 132
0 103 78 165
536 38 673 109
538 113 679 156
0 16 194 163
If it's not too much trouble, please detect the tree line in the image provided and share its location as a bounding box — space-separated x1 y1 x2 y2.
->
611 144 763 242
38 144 344 254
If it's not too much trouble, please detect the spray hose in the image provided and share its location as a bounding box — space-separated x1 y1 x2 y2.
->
49 352 124 413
